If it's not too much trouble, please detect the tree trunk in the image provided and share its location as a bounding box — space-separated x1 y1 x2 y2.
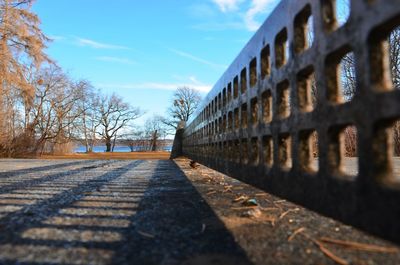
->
151 130 158 151
112 135 117 152
105 139 111 152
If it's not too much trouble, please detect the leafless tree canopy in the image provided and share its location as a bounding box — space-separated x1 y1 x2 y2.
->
161 86 202 131
97 94 142 152
0 0 50 111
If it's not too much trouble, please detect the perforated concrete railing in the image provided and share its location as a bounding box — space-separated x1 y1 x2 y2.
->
175 0 400 243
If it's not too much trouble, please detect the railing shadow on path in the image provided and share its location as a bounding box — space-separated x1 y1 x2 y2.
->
111 160 252 265
0 159 252 265
0 160 113 195
0 159 94 178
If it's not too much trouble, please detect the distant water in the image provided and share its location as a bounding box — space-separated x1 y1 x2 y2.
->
74 145 171 153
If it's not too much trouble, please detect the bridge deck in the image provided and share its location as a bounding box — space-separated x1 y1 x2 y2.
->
0 158 398 265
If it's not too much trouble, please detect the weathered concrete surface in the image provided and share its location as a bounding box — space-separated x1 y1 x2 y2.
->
0 158 398 265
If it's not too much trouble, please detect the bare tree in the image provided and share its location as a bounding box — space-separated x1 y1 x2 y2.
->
74 81 101 153
29 66 84 154
161 86 202 131
144 115 168 151
97 93 142 152
0 0 50 155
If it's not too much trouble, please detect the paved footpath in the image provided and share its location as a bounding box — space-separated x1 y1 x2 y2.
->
0 159 399 265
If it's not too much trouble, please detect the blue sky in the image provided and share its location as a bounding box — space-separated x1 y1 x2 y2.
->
32 0 281 125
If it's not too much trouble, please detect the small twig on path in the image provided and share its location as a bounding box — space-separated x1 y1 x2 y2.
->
314 239 349 265
287 227 306 242
320 237 399 253
297 231 349 265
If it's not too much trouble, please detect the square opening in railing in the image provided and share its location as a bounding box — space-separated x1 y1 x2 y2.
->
234 76 239 99
294 4 313 53
372 119 400 187
277 80 291 119
223 87 227 106
263 135 274 168
297 66 317 112
321 0 350 31
328 125 358 178
262 90 273 123
261 44 271 79
241 103 248 129
342 125 358 177
250 137 259 165
234 108 239 129
222 115 227 133
275 28 288 68
241 67 247 94
250 97 258 126
369 23 400 92
228 111 233 132
278 134 292 170
299 130 319 173
250 58 257 88
326 47 356 103
241 138 249 164
339 51 356 102
227 82 232 102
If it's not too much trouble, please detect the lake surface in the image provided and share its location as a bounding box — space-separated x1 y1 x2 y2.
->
74 146 172 153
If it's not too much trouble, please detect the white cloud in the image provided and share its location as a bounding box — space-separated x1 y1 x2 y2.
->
169 48 227 70
95 56 136 65
244 0 280 31
48 35 66 41
208 0 281 32
97 82 212 93
76 37 129 50
211 0 244 12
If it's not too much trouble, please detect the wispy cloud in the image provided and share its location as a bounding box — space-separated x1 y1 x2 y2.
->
76 37 129 50
48 35 66 41
169 48 227 70
211 0 244 12
207 0 280 32
244 0 280 31
95 56 136 65
97 82 212 93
